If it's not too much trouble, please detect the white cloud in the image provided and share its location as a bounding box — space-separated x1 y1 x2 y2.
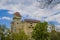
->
53 3 60 10
0 0 60 29
45 13 60 23
8 11 15 14
56 25 60 32
1 16 12 21
0 0 59 18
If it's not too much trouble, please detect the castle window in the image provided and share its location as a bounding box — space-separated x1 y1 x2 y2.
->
31 25 32 26
28 27 31 28
30 22 33 26
17 22 19 24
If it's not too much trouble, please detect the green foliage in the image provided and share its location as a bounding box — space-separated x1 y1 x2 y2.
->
5 34 11 40
48 24 60 40
1 22 60 40
32 21 49 40
49 30 60 40
57 32 60 40
11 30 28 40
0 24 29 40
0 24 11 40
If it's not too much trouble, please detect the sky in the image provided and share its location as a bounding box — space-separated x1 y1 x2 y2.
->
0 0 60 31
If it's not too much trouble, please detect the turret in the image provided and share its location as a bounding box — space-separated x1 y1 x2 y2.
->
11 12 22 33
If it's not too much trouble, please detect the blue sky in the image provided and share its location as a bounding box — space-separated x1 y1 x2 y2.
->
0 0 60 30
0 9 13 28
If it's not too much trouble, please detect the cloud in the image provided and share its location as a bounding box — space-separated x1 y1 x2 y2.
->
45 13 60 23
0 16 12 21
37 0 60 8
56 25 60 32
0 0 60 19
8 11 14 14
0 0 60 30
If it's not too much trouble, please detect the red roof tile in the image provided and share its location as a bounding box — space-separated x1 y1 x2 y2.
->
14 12 21 17
24 19 40 23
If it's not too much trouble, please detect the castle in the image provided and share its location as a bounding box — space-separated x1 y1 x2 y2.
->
11 12 40 35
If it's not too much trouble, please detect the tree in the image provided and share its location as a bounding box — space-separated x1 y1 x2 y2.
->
57 32 60 40
50 30 59 40
0 24 10 40
0 24 7 40
49 24 60 40
4 29 11 40
48 24 60 40
11 30 28 40
32 21 49 40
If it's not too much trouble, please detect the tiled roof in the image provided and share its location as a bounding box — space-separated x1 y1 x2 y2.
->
14 12 21 17
24 19 40 23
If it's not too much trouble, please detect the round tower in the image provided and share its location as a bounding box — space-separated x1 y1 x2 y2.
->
11 12 22 33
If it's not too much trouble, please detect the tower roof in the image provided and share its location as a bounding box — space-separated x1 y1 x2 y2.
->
14 12 21 17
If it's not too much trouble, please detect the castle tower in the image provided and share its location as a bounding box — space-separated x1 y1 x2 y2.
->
11 12 22 33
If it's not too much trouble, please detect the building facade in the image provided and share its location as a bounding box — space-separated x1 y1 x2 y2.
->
11 12 40 35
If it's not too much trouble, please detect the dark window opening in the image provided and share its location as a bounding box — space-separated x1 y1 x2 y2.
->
17 22 19 24
31 25 32 26
28 27 31 28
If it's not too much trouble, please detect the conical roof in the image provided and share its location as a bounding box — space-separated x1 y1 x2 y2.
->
14 12 21 17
